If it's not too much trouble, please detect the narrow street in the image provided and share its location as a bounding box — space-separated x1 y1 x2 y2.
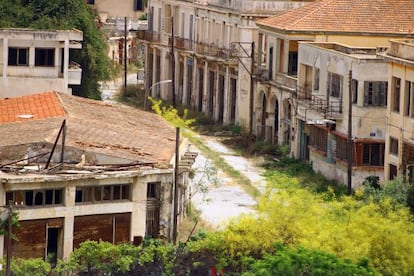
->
100 78 266 230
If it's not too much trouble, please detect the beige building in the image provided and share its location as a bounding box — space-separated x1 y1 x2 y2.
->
0 28 83 98
86 0 146 21
139 0 312 131
255 0 414 186
380 40 414 182
0 92 194 261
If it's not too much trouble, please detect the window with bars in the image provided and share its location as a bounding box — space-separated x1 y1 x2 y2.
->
362 143 384 166
309 126 327 153
335 136 347 161
363 81 387 106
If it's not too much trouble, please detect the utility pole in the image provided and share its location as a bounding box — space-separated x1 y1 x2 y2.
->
170 17 176 108
249 42 255 134
347 70 353 195
172 127 180 243
124 16 128 95
6 202 12 276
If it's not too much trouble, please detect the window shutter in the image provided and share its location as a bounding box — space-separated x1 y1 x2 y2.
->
363 81 369 106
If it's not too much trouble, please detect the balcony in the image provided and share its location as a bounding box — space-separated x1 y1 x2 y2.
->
296 86 342 119
137 30 161 43
68 62 82 85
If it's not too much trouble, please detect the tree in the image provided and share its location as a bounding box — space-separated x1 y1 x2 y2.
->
0 0 114 99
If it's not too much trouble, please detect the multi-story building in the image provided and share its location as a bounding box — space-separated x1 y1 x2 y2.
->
86 0 146 20
0 92 194 260
380 40 414 182
0 28 83 98
255 0 414 186
139 0 312 131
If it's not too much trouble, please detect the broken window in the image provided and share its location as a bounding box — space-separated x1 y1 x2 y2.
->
6 189 63 207
75 184 130 204
35 48 54 67
351 79 358 104
392 77 401 113
8 47 28 66
389 137 399 156
328 72 343 98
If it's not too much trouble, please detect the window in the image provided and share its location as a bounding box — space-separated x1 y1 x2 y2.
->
147 182 160 199
392 77 401 113
389 137 399 156
8 47 28 66
404 81 414 118
86 0 95 4
75 184 130 204
6 189 63 207
134 0 144 11
363 81 387 106
313 68 320 91
328 72 343 98
288 52 298 75
35 48 54 66
352 79 358 104
362 143 384 166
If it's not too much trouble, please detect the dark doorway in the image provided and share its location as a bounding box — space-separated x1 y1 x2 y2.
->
198 68 204 112
218 75 225 123
46 227 59 266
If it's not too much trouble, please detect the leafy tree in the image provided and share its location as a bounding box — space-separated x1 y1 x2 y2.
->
0 0 114 99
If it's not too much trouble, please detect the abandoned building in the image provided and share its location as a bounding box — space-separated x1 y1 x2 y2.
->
0 92 194 260
138 0 313 131
0 28 83 98
254 0 414 186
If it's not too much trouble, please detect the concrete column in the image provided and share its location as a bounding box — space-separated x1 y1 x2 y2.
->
202 61 208 113
275 38 281 76
63 39 69 93
182 56 188 104
282 39 290 74
151 48 157 97
223 66 230 124
130 177 146 240
2 38 7 81
62 215 74 259
29 47 35 67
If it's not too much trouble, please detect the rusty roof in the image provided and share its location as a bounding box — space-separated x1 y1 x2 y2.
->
257 0 414 35
0 92 177 166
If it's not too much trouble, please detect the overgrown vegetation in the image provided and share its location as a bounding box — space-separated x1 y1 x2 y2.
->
0 0 114 99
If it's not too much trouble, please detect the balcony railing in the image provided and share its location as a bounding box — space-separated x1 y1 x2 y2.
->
137 30 161 43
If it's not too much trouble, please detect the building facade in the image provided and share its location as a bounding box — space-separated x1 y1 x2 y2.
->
381 40 414 182
255 0 414 186
0 29 83 98
0 92 194 260
139 0 312 131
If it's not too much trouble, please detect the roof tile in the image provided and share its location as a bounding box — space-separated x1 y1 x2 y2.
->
257 0 414 34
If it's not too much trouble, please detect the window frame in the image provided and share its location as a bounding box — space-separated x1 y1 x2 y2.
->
363 81 387 106
35 48 55 67
328 72 343 98
8 47 29 66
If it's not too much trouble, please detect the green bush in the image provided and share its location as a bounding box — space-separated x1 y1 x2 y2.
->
243 243 378 276
11 258 51 276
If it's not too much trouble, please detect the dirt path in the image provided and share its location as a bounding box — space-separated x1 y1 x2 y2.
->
189 135 266 229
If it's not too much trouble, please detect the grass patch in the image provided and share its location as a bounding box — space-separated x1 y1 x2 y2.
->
178 203 213 242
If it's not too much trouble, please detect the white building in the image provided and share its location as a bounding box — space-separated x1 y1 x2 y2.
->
139 0 312 131
0 28 83 98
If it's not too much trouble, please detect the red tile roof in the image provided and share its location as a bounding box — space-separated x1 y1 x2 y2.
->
257 0 414 35
0 92 65 123
0 92 177 166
